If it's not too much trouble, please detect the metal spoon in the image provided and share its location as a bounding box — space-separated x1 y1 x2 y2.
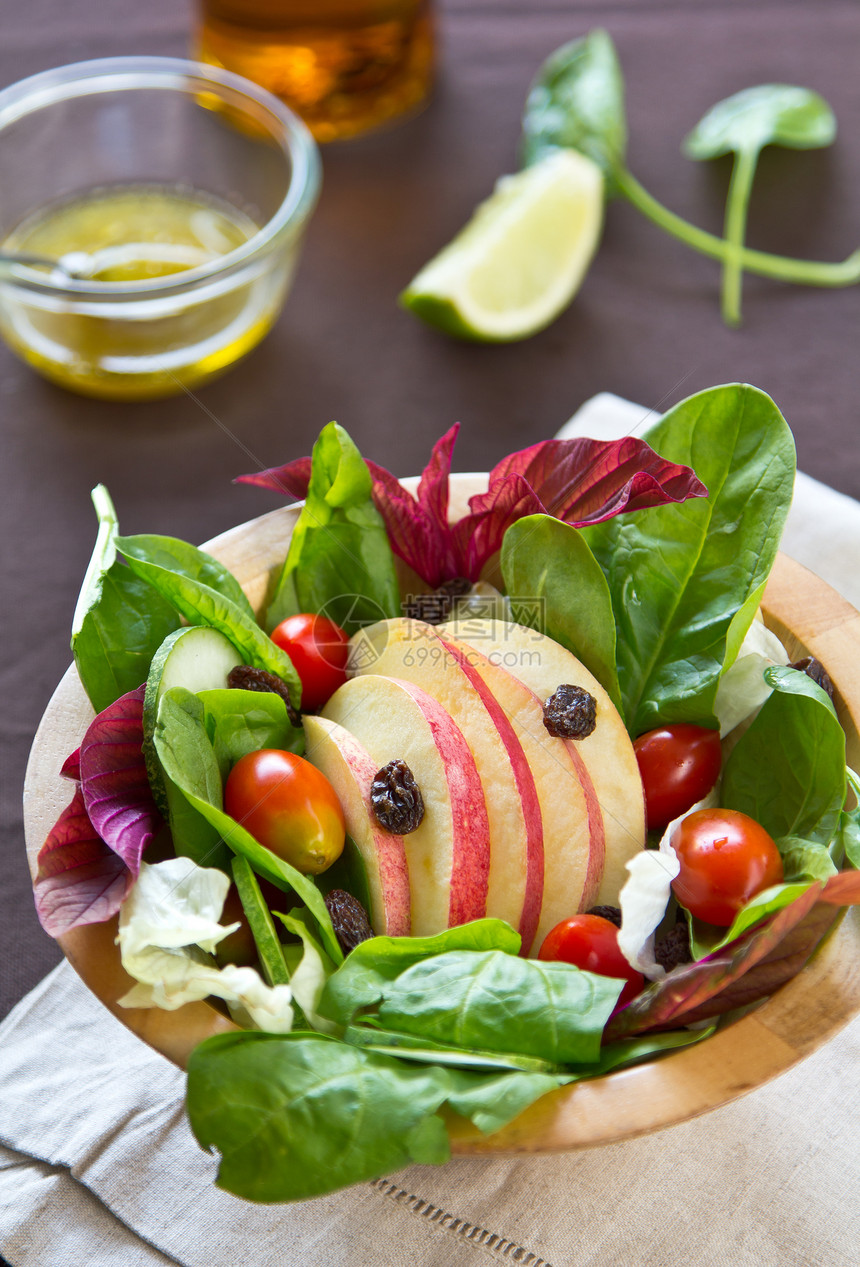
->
0 249 95 280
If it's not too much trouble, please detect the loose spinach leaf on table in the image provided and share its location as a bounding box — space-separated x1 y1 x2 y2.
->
116 538 302 705
501 514 622 713
154 688 342 964
72 486 180 713
582 384 795 733
521 27 626 192
723 666 846 845
684 85 837 326
521 32 860 324
265 422 401 635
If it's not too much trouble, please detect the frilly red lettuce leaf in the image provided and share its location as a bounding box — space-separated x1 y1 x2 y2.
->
235 426 706 587
34 685 163 937
34 787 133 936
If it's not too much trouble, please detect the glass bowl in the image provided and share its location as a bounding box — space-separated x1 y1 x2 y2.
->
0 56 321 400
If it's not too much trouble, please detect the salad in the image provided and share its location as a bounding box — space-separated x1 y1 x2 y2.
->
32 382 860 1203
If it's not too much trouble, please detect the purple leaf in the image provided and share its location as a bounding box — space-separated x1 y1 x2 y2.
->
235 428 707 588
451 474 546 580
605 883 825 1040
234 455 313 501
79 685 162 877
60 748 81 781
34 787 133 936
488 436 708 527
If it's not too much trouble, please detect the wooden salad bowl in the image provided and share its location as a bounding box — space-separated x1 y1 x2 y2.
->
23 475 860 1152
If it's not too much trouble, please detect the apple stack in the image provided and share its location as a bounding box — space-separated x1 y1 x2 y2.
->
304 617 646 956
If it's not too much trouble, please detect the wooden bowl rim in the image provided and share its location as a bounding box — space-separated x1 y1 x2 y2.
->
22 477 860 1152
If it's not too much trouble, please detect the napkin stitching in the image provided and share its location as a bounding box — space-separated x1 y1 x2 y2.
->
370 1178 552 1265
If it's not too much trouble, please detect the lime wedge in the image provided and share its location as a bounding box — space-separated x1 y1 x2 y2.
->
400 150 604 342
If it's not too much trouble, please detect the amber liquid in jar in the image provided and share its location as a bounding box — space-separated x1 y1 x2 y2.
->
194 0 434 142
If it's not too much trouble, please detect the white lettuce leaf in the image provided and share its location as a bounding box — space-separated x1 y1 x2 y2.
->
715 618 790 737
117 858 293 1033
618 788 720 980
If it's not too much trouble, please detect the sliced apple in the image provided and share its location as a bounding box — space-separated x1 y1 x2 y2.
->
302 715 411 938
348 617 543 950
440 616 646 905
429 628 604 950
321 675 491 937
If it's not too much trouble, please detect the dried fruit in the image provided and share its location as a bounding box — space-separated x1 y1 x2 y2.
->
654 922 692 973
542 684 597 739
370 759 425 834
227 665 301 727
324 889 374 954
790 655 835 701
403 577 472 625
587 904 622 928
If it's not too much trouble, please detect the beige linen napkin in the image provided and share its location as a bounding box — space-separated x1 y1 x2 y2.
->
2 394 859 1267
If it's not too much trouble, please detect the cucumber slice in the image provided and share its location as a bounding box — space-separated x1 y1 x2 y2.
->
143 625 244 813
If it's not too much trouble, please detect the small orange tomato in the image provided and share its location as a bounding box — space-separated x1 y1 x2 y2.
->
224 749 345 875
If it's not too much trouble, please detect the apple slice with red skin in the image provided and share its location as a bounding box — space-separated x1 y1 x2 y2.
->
429 628 604 952
302 715 411 937
321 675 491 937
440 617 646 906
349 617 543 951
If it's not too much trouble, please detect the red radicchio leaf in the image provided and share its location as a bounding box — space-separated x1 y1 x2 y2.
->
34 787 133 936
487 436 708 527
233 455 313 500
604 883 826 1041
79 685 162 876
450 474 546 580
60 748 81 781
234 427 707 588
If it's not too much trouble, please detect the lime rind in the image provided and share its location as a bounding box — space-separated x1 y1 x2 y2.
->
401 150 605 342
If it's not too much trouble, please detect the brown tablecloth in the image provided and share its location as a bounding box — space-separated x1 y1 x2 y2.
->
2 0 859 1021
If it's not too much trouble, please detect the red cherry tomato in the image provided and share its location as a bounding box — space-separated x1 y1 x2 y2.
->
670 808 783 926
270 614 350 712
224 749 345 875
633 723 722 831
538 914 644 1010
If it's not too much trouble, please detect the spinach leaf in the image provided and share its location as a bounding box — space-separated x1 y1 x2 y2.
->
197 688 302 777
780 836 840 884
687 881 813 960
187 1032 452 1202
154 689 343 964
723 666 846 844
501 514 622 713
321 920 521 1025
115 533 256 620
583 384 795 733
375 950 621 1065
521 28 626 192
116 540 301 705
231 855 290 987
72 486 180 713
684 86 837 326
265 422 401 635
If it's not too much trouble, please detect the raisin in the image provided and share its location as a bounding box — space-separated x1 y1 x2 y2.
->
790 655 835 702
542 684 597 739
654 922 692 973
324 889 374 954
370 759 425 834
403 577 472 625
227 665 302 728
587 904 622 928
